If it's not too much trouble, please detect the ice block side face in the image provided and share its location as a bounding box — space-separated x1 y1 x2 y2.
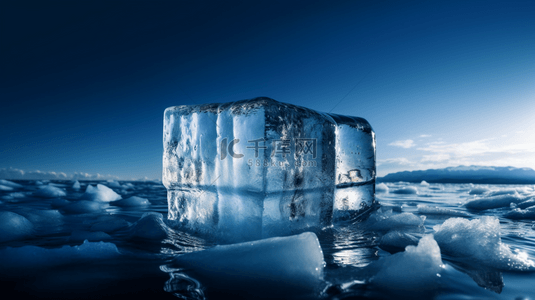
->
328 114 376 221
164 97 376 242
262 102 336 237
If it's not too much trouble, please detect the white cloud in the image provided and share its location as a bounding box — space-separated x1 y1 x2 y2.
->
389 139 415 149
419 134 432 138
417 138 535 158
377 157 412 166
0 167 120 181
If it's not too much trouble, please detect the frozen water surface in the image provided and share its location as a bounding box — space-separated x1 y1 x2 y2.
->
1 180 535 299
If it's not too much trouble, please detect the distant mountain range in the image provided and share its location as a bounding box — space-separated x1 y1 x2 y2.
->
378 166 535 184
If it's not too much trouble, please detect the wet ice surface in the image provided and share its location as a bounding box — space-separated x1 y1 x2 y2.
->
1 180 535 299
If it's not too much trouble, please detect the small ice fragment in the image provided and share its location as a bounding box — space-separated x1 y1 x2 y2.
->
105 180 122 189
110 196 150 207
0 185 14 191
0 211 34 242
505 206 535 220
364 209 424 232
391 186 418 195
34 184 66 198
82 184 122 202
0 179 23 188
1 192 26 202
129 212 171 240
61 200 103 214
468 187 490 195
375 183 389 193
122 182 135 189
433 216 535 271
171 232 324 293
420 181 429 186
516 198 535 209
72 180 81 190
17 209 63 229
417 205 470 217
379 231 420 253
372 235 443 290
464 194 526 210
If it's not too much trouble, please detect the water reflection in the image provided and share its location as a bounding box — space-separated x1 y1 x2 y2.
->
161 265 206 300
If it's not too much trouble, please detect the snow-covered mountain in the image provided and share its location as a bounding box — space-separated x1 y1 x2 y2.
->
378 166 535 184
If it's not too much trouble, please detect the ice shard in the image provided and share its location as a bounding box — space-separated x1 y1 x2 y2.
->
163 97 375 242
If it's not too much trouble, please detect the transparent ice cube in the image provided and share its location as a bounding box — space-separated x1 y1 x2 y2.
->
163 97 375 242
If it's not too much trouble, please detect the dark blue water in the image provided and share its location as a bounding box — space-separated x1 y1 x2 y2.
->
1 180 535 299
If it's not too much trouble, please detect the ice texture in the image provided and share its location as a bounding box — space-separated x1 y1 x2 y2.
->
417 205 471 217
433 216 535 271
464 193 526 210
0 211 34 242
163 97 375 241
170 232 324 293
34 184 66 198
0 179 23 189
372 235 444 291
72 180 81 190
391 186 418 194
363 208 425 232
82 184 122 202
375 183 389 193
111 196 150 207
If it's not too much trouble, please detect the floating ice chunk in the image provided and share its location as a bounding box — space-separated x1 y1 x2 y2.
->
0 185 14 191
375 183 389 193
70 230 112 242
0 179 23 188
0 211 34 242
420 181 429 186
17 209 63 231
468 187 490 195
364 209 425 232
515 198 535 209
122 182 135 189
391 186 418 195
0 240 120 270
433 217 535 271
129 212 171 240
464 194 526 210
372 235 444 290
170 232 324 294
488 188 522 196
105 180 122 188
111 196 150 207
82 184 122 202
379 231 420 253
505 206 535 220
72 180 81 190
1 192 26 202
34 184 66 198
62 200 103 214
417 205 470 217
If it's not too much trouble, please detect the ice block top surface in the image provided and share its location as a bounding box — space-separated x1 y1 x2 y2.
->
164 97 373 131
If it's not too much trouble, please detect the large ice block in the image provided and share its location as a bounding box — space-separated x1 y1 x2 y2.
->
163 97 375 242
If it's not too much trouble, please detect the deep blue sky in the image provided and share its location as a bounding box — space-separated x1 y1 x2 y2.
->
1 0 534 180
